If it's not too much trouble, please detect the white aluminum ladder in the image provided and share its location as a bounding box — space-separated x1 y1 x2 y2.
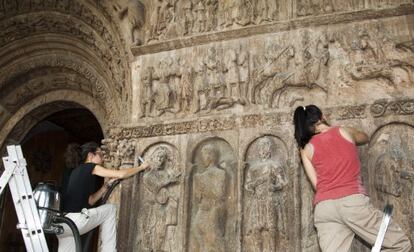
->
0 145 49 252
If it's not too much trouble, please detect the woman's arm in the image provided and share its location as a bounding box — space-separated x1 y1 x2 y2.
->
88 178 117 206
300 145 317 190
340 127 369 146
92 161 150 179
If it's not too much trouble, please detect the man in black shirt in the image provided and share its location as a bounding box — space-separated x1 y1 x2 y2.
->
57 142 149 252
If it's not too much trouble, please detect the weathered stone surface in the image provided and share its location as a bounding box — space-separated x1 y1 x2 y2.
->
0 1 413 251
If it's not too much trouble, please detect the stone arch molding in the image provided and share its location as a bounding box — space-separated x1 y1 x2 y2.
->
0 0 134 134
0 90 107 150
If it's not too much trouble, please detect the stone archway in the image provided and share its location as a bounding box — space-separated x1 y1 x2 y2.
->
0 91 108 149
0 98 106 251
0 0 136 140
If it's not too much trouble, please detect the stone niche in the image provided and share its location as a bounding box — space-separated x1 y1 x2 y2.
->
116 126 301 252
106 1 414 251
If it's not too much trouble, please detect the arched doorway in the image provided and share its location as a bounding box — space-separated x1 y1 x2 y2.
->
0 107 104 251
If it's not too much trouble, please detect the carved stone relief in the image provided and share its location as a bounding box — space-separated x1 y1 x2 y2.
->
136 143 182 252
0 15 124 95
113 0 145 46
134 17 414 123
0 0 133 118
371 99 414 117
1 1 414 252
188 138 237 252
366 124 414 243
243 136 289 251
126 0 414 44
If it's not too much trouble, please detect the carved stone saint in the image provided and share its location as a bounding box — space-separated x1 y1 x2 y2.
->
244 137 288 251
374 133 405 197
141 146 181 252
191 144 227 252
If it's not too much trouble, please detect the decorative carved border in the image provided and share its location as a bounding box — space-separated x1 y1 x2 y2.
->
370 99 414 117
131 4 414 56
109 99 413 139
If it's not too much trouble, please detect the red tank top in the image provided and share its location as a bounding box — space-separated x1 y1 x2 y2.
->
310 127 367 206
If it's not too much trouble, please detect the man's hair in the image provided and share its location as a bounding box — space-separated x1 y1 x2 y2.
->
80 142 99 162
293 105 322 148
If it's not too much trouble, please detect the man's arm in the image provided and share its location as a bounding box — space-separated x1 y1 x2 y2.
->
300 145 317 190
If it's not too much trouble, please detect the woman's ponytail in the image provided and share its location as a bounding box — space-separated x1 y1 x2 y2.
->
293 105 322 148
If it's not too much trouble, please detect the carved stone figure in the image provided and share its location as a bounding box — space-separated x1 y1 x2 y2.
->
178 65 193 113
297 0 334 16
193 1 206 33
152 59 174 116
256 0 270 24
191 144 227 252
219 1 232 27
251 44 295 107
367 125 414 245
146 0 162 43
139 66 154 118
270 34 330 107
345 30 395 85
194 56 209 113
205 0 218 31
374 133 405 197
235 0 253 26
180 0 193 35
115 0 145 46
141 146 181 252
244 137 288 252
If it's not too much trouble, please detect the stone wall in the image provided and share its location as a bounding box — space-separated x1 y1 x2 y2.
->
102 1 414 251
0 0 412 251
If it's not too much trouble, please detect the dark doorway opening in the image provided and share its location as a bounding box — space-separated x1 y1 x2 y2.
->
0 108 104 252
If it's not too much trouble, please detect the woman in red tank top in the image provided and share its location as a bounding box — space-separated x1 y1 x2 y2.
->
293 105 411 252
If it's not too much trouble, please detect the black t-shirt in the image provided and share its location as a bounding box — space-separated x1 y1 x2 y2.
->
63 163 98 212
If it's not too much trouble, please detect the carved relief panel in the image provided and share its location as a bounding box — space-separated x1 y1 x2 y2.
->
136 142 182 252
187 137 237 252
366 124 414 243
135 0 411 44
133 16 414 124
141 0 290 44
243 136 289 251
